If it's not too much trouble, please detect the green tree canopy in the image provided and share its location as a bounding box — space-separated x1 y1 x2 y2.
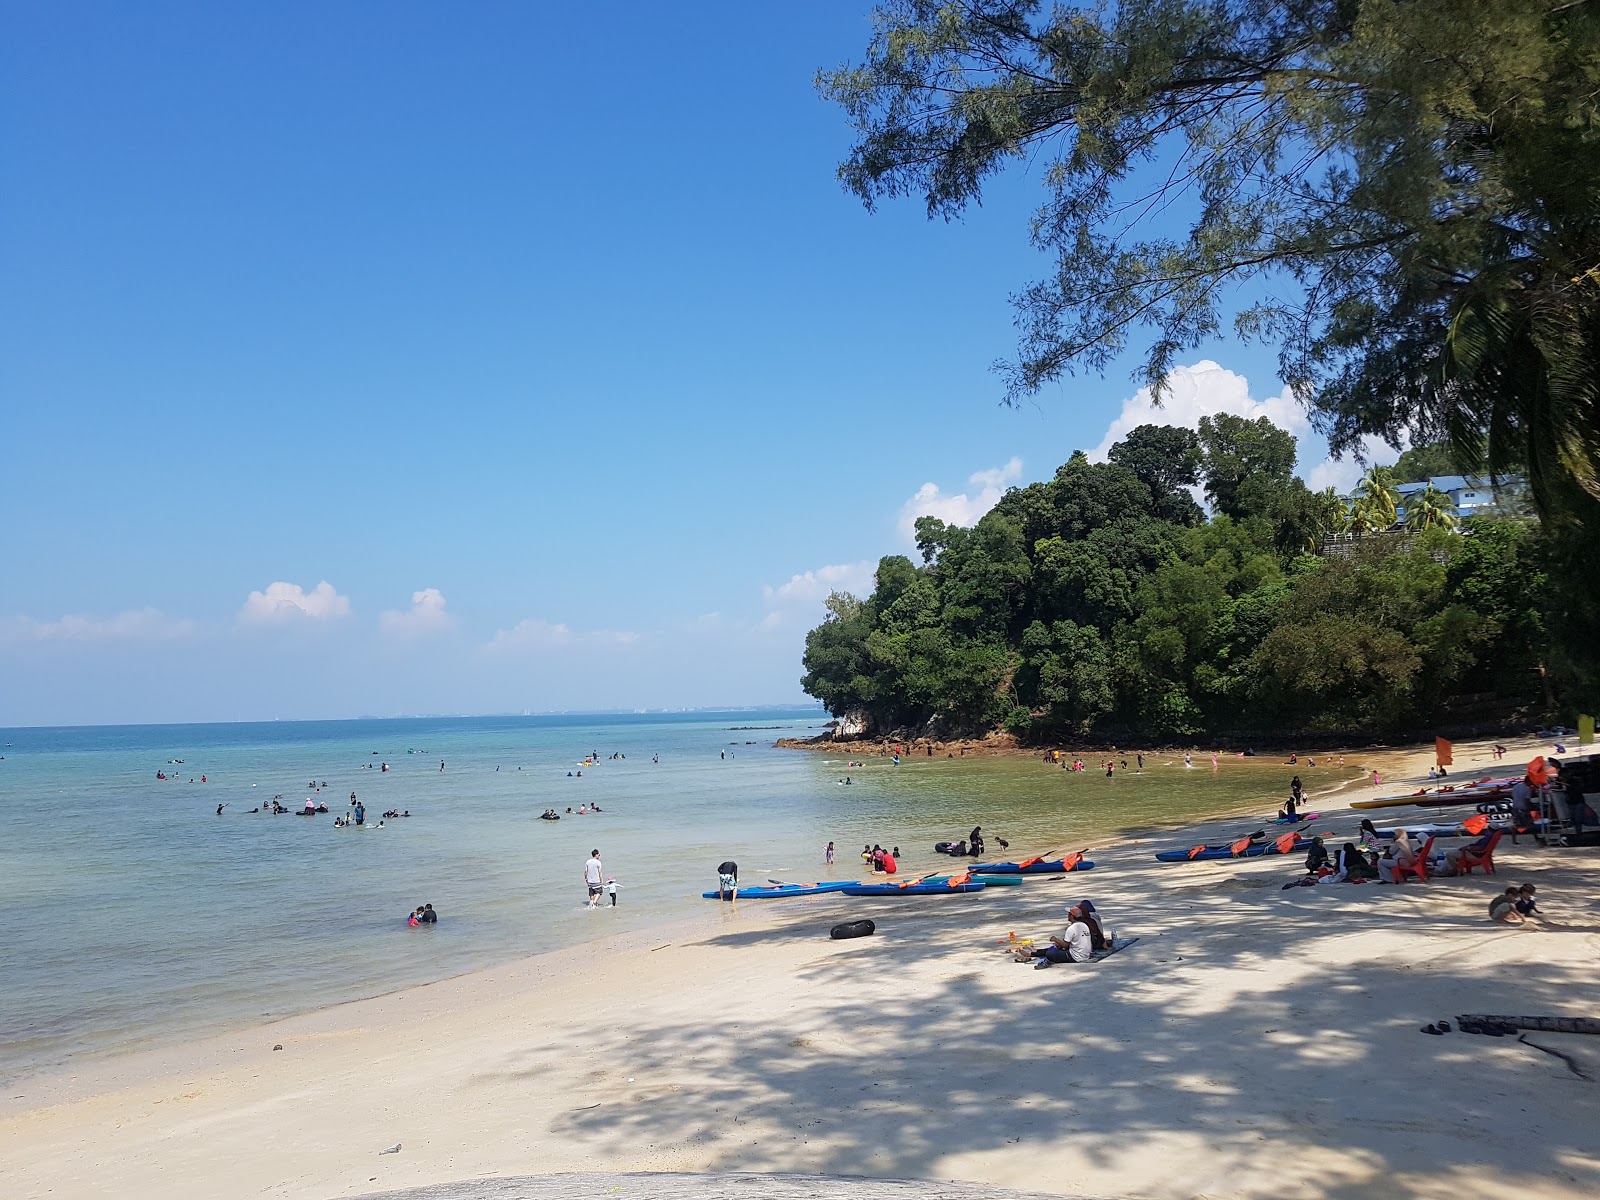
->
799 421 1583 738
819 0 1600 520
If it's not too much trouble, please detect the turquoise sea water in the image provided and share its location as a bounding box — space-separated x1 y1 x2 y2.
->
0 711 1362 1081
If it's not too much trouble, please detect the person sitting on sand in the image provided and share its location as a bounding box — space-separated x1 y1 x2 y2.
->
1324 842 1376 882
1304 835 1329 874
1514 883 1540 918
1075 900 1108 951
1358 819 1382 846
1013 907 1096 966
1489 886 1524 924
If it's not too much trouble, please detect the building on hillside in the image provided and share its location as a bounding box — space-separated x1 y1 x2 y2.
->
1392 475 1521 521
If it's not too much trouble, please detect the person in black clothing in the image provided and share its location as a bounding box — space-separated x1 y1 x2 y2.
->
716 860 739 901
1304 835 1329 874
969 826 985 857
420 903 437 924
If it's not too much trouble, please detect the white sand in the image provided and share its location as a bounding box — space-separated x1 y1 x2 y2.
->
3 736 1598 1199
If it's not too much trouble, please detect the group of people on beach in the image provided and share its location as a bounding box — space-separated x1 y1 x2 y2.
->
1010 900 1110 965
863 844 899 873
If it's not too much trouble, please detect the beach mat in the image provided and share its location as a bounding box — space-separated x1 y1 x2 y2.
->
1091 937 1139 962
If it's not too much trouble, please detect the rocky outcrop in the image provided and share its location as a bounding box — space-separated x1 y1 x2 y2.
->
833 708 871 740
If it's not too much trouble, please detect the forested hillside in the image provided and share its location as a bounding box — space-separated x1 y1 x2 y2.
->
800 420 1575 741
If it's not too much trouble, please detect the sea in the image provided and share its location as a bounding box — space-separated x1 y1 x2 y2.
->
0 709 1362 1082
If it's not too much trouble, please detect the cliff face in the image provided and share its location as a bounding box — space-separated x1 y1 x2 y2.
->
834 708 871 739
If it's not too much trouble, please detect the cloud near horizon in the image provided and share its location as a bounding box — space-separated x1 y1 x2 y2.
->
897 456 1023 545
1089 361 1402 494
484 618 638 656
378 588 455 638
1 607 198 644
238 580 351 625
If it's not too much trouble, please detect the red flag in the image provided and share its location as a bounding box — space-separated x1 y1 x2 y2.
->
1435 736 1454 767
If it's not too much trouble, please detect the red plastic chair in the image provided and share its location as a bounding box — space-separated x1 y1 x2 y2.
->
1393 837 1435 883
1458 830 1503 876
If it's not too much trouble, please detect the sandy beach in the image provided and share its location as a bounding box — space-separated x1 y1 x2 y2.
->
3 735 1597 1200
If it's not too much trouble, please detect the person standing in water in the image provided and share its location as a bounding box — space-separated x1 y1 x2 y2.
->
440 759 445 772
584 849 604 907
825 841 835 865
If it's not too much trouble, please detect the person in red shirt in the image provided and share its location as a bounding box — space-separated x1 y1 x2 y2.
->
881 848 897 874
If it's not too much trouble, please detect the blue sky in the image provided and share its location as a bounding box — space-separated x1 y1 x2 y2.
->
0 2 1370 726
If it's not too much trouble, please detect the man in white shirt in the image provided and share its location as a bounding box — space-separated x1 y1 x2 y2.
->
1013 906 1096 966
1056 908 1096 962
584 850 604 908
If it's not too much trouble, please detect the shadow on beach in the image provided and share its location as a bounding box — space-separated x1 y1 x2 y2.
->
475 835 1600 1198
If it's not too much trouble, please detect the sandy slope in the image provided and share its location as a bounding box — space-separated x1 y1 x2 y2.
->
3 736 1597 1200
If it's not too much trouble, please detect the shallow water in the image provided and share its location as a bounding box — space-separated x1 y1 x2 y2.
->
0 712 1362 1079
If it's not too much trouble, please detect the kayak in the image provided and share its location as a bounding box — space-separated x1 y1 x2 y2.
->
967 859 1096 875
1352 790 1510 810
1155 840 1309 862
700 881 859 899
1351 779 1516 810
925 873 1024 887
1369 817 1521 840
840 881 988 896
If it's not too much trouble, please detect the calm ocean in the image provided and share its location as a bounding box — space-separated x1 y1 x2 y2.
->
0 710 1355 1081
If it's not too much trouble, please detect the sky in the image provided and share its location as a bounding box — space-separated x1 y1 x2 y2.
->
0 2 1388 727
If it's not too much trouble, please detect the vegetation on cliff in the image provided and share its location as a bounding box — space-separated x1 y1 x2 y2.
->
800 423 1583 740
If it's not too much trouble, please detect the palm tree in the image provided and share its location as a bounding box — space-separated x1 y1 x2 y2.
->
1352 466 1402 529
1316 487 1349 540
1345 495 1387 536
1405 483 1458 531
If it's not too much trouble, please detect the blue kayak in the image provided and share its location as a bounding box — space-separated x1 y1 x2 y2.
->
700 881 859 899
1155 840 1307 862
840 881 988 896
967 859 1096 875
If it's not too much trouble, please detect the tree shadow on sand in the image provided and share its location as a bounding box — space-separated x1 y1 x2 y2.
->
479 842 1600 1198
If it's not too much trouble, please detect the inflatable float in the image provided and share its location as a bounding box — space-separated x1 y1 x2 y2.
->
830 919 875 939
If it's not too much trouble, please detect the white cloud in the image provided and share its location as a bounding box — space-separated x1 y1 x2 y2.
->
1305 433 1408 494
239 580 350 626
760 561 876 631
1087 361 1308 462
2 607 197 644
1088 360 1406 495
484 619 638 656
378 588 455 638
897 456 1023 545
